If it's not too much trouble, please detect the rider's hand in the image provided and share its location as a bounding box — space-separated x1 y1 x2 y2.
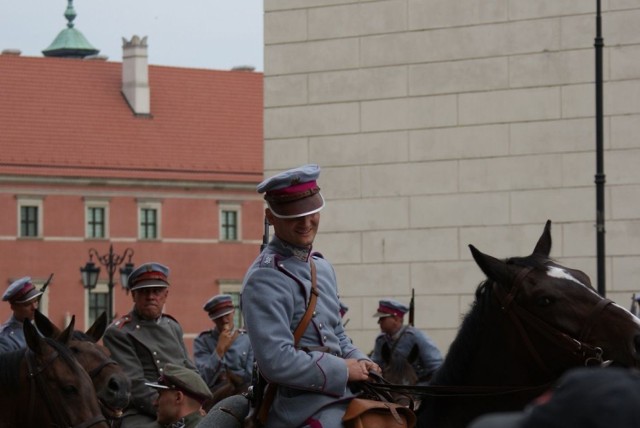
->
215 326 238 358
346 358 379 381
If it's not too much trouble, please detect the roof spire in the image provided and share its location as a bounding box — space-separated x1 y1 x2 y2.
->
64 0 77 29
42 0 100 58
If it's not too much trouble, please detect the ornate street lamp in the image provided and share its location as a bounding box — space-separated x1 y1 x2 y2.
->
80 245 134 323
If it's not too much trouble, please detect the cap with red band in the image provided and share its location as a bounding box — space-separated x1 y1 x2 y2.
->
373 299 409 318
203 294 235 320
127 262 170 291
257 164 325 219
3 277 43 304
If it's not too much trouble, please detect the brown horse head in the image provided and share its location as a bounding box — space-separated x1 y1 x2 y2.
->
10 315 108 427
35 310 131 421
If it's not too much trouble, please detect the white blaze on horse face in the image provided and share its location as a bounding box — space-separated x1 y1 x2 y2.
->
546 266 588 288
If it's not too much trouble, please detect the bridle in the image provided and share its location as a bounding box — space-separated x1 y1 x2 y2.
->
25 347 107 428
493 266 612 374
366 265 613 402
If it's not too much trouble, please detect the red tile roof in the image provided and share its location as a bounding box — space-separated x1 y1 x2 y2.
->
0 55 263 184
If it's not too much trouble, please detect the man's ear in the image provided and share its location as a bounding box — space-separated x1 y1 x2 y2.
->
175 390 185 404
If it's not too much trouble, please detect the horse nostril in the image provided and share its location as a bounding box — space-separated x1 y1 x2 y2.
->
108 377 122 392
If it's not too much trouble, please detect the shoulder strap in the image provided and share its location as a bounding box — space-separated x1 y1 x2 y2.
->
256 258 319 425
292 257 318 345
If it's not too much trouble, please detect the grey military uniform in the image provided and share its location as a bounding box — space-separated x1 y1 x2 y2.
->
372 324 443 384
103 309 196 426
0 315 26 353
193 328 253 389
241 236 370 428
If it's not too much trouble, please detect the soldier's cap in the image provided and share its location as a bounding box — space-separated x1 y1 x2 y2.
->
203 294 234 320
3 277 43 304
257 164 325 219
373 299 409 318
127 262 170 291
468 367 640 428
145 363 213 404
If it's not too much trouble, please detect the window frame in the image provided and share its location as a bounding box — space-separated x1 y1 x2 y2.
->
84 282 111 327
219 202 241 242
16 196 43 238
137 200 162 240
84 199 109 239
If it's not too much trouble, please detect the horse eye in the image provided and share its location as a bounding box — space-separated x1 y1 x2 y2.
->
61 385 79 395
536 296 553 307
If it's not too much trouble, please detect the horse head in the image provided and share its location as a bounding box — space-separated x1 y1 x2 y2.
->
420 220 640 428
469 220 640 374
381 342 419 407
35 310 131 421
23 314 108 428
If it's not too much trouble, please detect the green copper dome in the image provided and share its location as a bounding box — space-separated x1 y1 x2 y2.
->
42 0 99 58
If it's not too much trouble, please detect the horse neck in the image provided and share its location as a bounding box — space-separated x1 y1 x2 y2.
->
433 283 550 387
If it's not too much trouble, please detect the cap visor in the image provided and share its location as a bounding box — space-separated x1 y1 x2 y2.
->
14 290 43 304
144 382 170 390
209 308 234 320
468 412 527 428
131 280 169 291
373 311 394 318
268 193 324 219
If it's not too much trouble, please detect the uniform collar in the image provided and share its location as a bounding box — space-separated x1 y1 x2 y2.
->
272 236 312 262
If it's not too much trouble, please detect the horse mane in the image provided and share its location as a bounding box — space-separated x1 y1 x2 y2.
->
431 254 551 385
0 349 27 390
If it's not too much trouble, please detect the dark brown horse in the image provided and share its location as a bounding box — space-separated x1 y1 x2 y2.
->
381 342 419 407
414 220 640 428
35 310 131 426
0 315 108 428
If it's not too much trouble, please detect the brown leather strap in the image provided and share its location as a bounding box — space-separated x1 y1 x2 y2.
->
293 258 318 343
258 257 319 424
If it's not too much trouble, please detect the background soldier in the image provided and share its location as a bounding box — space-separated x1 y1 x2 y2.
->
103 262 196 428
0 277 43 353
371 298 443 385
193 294 253 394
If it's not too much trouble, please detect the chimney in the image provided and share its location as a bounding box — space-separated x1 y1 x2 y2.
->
122 35 150 115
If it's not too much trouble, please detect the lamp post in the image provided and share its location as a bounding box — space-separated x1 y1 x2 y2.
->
80 245 134 323
594 0 606 297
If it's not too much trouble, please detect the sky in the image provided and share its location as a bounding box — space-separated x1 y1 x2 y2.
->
0 0 264 71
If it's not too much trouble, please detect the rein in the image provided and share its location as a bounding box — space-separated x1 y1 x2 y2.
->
26 348 107 428
372 266 613 403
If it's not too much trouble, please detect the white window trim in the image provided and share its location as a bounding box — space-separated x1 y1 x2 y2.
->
16 196 43 238
137 201 162 240
218 202 242 241
84 199 110 239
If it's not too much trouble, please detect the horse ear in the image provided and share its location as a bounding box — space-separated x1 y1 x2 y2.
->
469 244 511 286
532 220 552 257
57 315 76 346
85 311 107 342
24 319 43 355
381 342 391 364
33 310 61 339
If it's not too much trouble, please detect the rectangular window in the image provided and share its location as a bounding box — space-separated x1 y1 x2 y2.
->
85 283 110 327
20 206 38 237
87 207 106 239
140 208 158 239
17 196 43 238
219 202 241 242
221 210 238 241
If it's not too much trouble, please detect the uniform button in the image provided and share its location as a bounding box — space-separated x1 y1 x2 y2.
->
312 311 317 317
153 351 157 355
318 323 323 328
156 360 161 364
136 325 140 329
159 368 164 372
323 336 327 342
